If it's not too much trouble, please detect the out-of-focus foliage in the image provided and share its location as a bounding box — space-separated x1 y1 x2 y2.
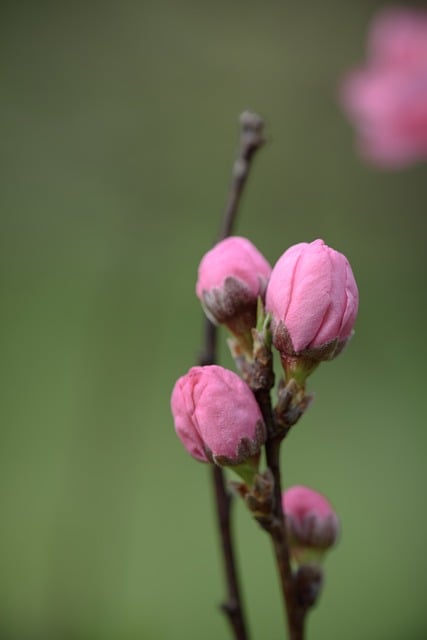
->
0 1 426 639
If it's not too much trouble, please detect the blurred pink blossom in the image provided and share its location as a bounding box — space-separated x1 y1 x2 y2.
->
171 365 265 466
265 239 358 360
341 7 427 168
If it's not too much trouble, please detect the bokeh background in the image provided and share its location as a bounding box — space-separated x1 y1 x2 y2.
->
1 1 427 639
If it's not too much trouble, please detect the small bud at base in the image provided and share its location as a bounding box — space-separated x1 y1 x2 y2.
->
282 485 340 565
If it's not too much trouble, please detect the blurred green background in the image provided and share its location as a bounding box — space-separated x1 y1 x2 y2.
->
1 1 427 639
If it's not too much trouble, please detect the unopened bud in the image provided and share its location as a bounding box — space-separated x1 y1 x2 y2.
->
282 485 340 565
266 239 358 384
196 237 272 343
171 365 266 480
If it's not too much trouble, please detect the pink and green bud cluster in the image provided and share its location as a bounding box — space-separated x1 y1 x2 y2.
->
282 485 340 565
196 236 272 337
266 239 358 380
171 365 266 473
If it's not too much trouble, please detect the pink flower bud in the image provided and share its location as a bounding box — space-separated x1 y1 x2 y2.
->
341 8 427 168
171 365 266 468
196 237 272 335
282 486 339 562
265 239 359 362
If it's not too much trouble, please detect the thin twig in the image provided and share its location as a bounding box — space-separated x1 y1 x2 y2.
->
212 465 249 640
265 440 305 640
219 111 265 241
256 389 306 640
198 111 265 640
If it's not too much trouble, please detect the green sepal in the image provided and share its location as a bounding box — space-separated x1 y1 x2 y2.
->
281 354 319 388
256 297 272 344
229 455 260 486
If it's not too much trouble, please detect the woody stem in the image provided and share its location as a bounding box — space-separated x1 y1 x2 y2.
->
198 111 265 640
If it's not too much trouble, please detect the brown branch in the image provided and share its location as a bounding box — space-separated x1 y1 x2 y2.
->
265 438 305 640
219 111 265 241
255 388 307 640
198 111 265 640
212 465 249 640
